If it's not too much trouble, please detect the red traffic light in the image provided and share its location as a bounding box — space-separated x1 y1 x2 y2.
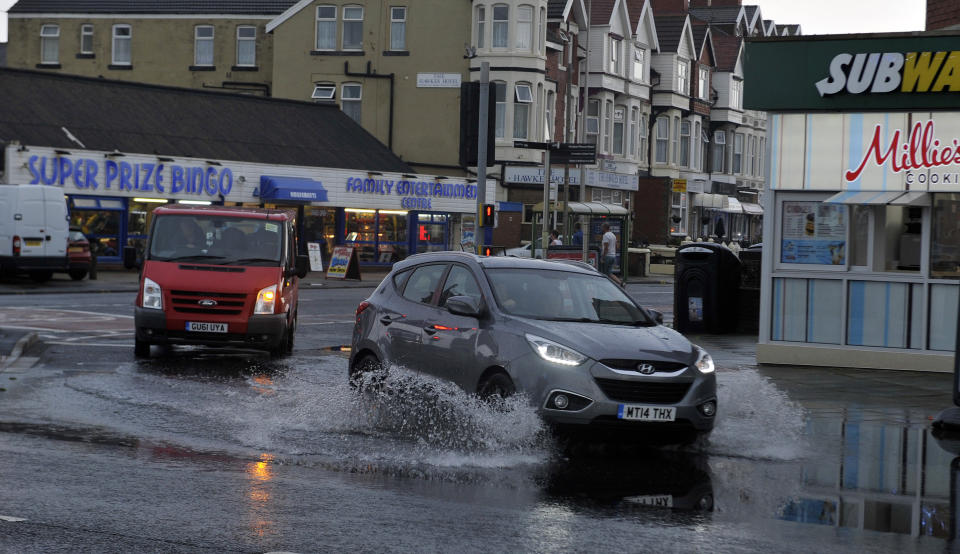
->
480 204 495 226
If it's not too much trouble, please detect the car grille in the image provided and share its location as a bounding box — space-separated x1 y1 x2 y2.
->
170 290 247 315
600 359 688 373
594 378 691 404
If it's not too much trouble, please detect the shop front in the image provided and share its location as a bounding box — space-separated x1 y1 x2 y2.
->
4 145 493 266
745 31 960 371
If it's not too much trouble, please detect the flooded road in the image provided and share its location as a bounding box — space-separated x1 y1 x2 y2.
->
0 289 955 551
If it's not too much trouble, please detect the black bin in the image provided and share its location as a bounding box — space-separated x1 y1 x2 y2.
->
673 243 741 334
737 244 762 334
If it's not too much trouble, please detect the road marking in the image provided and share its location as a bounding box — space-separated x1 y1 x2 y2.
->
0 515 27 522
44 342 132 348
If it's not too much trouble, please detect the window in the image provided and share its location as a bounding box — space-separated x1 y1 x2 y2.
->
633 46 644 81
671 191 687 235
236 26 256 66
586 99 600 145
80 24 93 55
342 83 362 124
701 127 710 171
604 101 612 153
402 264 446 304
390 6 406 50
112 24 131 65
440 265 483 305
342 6 363 50
932 195 960 277
677 59 689 95
749 135 757 176
494 81 506 138
672 116 680 164
516 5 533 51
712 130 726 172
655 116 669 163
492 4 508 48
544 91 554 141
629 107 638 157
679 121 690 167
733 132 744 174
699 66 709 100
693 121 701 170
316 5 337 50
539 7 546 54
731 79 742 109
476 6 486 48
40 24 59 64
639 113 648 163
513 84 532 139
312 84 335 100
610 38 620 74
759 137 766 176
194 26 214 66
613 106 625 156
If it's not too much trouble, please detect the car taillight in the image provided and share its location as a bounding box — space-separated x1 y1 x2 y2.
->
12 236 20 256
356 301 371 320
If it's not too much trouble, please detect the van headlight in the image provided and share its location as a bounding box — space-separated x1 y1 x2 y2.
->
694 346 715 374
142 277 162 310
254 284 278 315
526 334 587 366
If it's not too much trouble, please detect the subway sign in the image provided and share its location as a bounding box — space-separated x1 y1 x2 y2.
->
744 33 960 111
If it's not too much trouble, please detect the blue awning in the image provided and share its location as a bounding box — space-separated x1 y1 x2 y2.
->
259 176 328 202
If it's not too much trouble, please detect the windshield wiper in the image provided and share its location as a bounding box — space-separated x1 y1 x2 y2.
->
546 316 656 326
224 257 278 265
163 255 227 262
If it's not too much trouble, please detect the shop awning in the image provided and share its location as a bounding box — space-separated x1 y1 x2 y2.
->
692 193 727 209
531 201 629 215
741 202 764 215
723 197 743 213
259 176 328 202
823 190 905 204
890 191 931 206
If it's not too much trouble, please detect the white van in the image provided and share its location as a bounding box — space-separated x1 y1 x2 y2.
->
0 184 69 282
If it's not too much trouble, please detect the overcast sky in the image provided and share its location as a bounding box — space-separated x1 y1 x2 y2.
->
0 0 929 43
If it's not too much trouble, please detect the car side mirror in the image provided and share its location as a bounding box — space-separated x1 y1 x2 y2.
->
647 308 664 325
286 255 310 278
446 295 483 318
123 245 140 270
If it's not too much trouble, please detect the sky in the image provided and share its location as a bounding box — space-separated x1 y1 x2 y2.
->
0 0 930 43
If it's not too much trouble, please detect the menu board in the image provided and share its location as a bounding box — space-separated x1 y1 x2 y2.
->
781 201 847 265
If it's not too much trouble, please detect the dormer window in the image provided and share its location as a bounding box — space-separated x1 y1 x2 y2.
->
610 38 621 75
698 66 709 100
633 46 644 81
677 59 689 95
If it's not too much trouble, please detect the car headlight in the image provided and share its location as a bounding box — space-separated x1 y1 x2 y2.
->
526 334 588 366
254 284 277 315
142 277 162 310
694 345 715 374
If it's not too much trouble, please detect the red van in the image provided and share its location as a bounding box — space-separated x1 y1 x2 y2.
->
124 206 308 358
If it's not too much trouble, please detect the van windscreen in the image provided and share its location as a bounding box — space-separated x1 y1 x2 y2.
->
149 215 282 265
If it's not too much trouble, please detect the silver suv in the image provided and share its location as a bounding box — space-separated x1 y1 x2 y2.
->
350 252 717 443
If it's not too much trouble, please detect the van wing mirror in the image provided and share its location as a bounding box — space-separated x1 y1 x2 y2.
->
123 246 140 270
293 254 310 279
446 295 483 318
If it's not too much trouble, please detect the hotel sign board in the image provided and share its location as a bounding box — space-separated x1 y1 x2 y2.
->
744 33 960 111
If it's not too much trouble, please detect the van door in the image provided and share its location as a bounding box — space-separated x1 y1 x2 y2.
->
42 186 68 258
17 185 48 257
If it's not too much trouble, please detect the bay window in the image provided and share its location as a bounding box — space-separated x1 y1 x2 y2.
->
655 116 669 163
514 84 533 139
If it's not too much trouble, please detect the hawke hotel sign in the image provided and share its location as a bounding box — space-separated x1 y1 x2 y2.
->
744 33 960 111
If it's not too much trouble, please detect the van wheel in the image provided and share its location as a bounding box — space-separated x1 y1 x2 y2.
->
477 372 516 401
68 269 87 281
272 314 296 357
29 271 53 283
134 338 150 358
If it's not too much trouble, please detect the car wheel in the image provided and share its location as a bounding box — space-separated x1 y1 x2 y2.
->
68 269 87 281
134 337 150 358
29 271 53 283
477 371 515 401
349 354 385 391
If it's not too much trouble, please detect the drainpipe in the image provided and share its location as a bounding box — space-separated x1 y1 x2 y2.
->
344 61 395 151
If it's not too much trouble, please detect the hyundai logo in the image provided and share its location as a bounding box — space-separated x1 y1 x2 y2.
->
198 299 217 307
637 363 656 375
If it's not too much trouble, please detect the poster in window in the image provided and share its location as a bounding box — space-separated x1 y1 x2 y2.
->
781 201 846 265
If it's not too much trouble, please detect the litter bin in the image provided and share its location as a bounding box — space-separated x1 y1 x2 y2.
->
673 243 741 334
737 243 762 333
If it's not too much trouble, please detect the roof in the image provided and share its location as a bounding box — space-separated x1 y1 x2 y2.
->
687 6 744 26
653 15 686 53
743 5 759 24
8 0 297 15
548 0 568 19
0 68 412 173
711 28 741 71
590 0 615 25
689 16 710 51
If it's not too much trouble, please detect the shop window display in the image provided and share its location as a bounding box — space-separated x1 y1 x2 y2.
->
932 194 960 278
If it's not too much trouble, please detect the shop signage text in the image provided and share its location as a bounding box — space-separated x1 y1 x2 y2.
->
345 176 477 210
417 73 462 88
817 51 960 97
846 119 960 185
25 155 234 197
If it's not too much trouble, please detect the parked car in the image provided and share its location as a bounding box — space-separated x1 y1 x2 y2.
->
505 237 544 259
125 206 309 358
350 252 717 444
66 227 93 280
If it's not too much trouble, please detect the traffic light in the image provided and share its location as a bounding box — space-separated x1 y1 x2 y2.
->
482 246 493 257
480 204 495 227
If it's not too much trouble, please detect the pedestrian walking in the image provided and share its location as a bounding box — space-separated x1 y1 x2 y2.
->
601 223 620 284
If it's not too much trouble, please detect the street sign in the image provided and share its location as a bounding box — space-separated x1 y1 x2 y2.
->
513 141 558 150
550 143 596 165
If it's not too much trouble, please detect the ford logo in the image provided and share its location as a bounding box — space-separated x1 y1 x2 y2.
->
198 299 217 307
637 363 656 375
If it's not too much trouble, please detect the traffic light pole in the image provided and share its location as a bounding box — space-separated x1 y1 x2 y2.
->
476 62 489 254
542 149 552 254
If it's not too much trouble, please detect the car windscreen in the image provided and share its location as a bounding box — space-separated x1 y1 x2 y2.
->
148 214 283 265
485 268 654 325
